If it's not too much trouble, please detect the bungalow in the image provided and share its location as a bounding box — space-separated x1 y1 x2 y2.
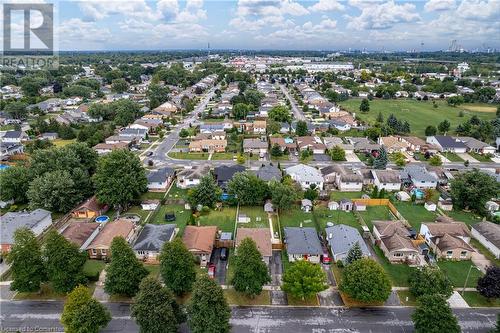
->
373 220 419 265
133 224 177 262
371 170 401 192
269 137 296 154
323 137 354 153
455 137 496 155
1 131 28 143
284 227 323 264
235 228 272 265
346 137 380 153
296 136 326 154
61 222 101 251
214 165 246 189
325 224 371 262
253 120 267 134
119 128 148 140
285 164 324 190
243 138 268 155
176 165 211 189
378 136 408 153
189 139 227 153
401 165 438 189
72 196 108 219
321 165 363 192
130 119 162 133
255 164 282 182
93 142 129 155
153 101 178 116
426 135 467 153
471 222 500 259
1 209 52 253
420 222 474 260
147 167 175 192
199 123 225 133
87 219 136 259
182 226 217 267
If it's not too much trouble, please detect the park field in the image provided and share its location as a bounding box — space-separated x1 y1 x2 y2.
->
339 99 496 137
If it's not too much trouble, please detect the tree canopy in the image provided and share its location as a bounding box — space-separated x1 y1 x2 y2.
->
373 147 388 169
187 174 220 209
269 180 298 212
412 294 460 333
268 105 291 123
340 258 391 303
345 242 363 265
477 265 500 299
282 260 328 300
160 238 197 295
227 172 269 206
408 266 453 299
450 169 500 214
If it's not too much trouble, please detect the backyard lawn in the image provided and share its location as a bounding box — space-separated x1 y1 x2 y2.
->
198 207 237 233
437 260 483 288
52 139 76 147
314 208 360 231
339 99 496 137
393 202 438 230
358 206 395 230
238 206 269 228
166 184 189 200
279 207 316 229
140 191 166 200
149 204 191 235
444 209 483 226
330 191 364 200
126 206 152 224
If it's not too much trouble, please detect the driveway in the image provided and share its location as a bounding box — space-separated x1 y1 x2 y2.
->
270 251 283 286
210 248 228 285
457 153 479 163
318 289 344 306
471 250 491 273
322 264 336 286
345 152 361 162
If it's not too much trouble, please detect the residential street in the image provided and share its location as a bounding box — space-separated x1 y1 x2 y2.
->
279 84 308 122
0 300 497 333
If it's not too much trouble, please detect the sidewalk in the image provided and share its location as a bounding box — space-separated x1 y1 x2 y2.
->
92 269 109 302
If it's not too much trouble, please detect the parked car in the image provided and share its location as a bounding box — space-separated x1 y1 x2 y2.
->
146 151 153 157
208 263 216 279
321 248 331 265
220 247 228 261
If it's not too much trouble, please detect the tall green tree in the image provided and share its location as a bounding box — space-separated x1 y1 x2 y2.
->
296 120 308 136
425 125 437 136
438 119 451 134
412 294 460 333
232 238 271 297
0 165 31 203
227 172 269 206
330 145 346 161
450 169 500 214
345 242 363 264
4 101 28 119
104 237 148 297
93 149 147 210
282 260 328 300
373 147 388 169
269 180 298 212
131 277 184 333
111 78 129 93
187 275 231 333
340 258 391 303
61 285 111 333
160 238 197 295
477 266 500 299
359 98 370 112
147 84 170 109
44 230 87 293
268 105 291 123
7 228 46 293
187 174 220 209
408 266 453 299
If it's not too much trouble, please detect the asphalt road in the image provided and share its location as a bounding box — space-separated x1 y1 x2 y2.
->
280 84 307 122
1 300 498 333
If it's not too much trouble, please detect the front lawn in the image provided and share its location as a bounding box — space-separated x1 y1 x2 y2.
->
462 291 500 307
393 202 438 231
198 207 237 233
397 290 417 306
168 152 209 160
149 204 191 235
437 260 483 288
469 152 493 162
211 152 236 160
372 245 415 287
145 264 160 279
82 259 105 279
287 294 319 306
440 152 464 162
237 206 269 229
224 289 270 305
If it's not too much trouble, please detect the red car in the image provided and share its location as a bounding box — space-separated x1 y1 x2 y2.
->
208 263 216 279
321 249 331 265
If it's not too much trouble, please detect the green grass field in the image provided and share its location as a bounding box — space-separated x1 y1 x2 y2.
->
198 207 237 233
393 202 439 231
279 207 316 229
358 206 394 230
149 204 191 235
462 291 500 307
437 260 483 288
444 209 483 226
372 245 415 287
238 206 269 228
168 152 209 160
339 99 496 137
330 191 364 200
314 208 360 231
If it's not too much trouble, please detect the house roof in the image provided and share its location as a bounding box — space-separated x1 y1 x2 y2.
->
371 169 401 184
380 136 408 150
133 224 176 252
285 164 323 183
255 164 282 182
87 220 135 249
75 196 105 213
243 138 268 149
432 136 467 149
456 137 493 150
214 165 245 182
380 232 417 252
182 226 217 253
3 131 23 139
284 227 323 255
401 165 438 183
434 233 474 252
423 222 471 238
1 209 51 244
147 167 175 183
62 222 100 247
373 220 411 238
325 224 370 258
322 164 363 183
235 228 272 257
177 165 211 180
472 221 500 249
301 199 313 207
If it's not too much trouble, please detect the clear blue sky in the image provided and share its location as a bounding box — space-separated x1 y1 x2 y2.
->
52 0 500 51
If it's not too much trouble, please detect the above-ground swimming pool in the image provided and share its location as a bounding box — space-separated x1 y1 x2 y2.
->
411 188 425 199
95 215 110 223
0 164 10 170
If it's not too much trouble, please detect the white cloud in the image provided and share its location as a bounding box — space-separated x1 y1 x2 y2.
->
79 1 160 21
424 0 455 12
309 0 345 12
346 1 420 30
59 18 112 48
456 0 500 20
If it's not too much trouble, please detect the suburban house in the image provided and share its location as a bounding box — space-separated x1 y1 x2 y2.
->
1 131 28 143
182 226 218 267
426 135 467 153
72 196 108 219
147 167 175 192
346 137 380 153
189 138 227 153
323 137 354 153
325 224 371 262
284 227 323 264
214 165 246 189
420 222 474 260
371 170 401 191
285 164 324 190
401 165 438 189
133 224 177 263
176 165 211 189
378 136 408 153
372 220 420 265
235 228 272 265
253 120 267 134
255 164 282 182
269 137 297 154
455 137 496 155
93 142 129 155
0 142 24 160
61 222 101 250
243 138 268 155
119 128 148 140
296 136 326 154
86 219 136 260
471 221 500 259
41 132 58 140
321 165 362 192
153 101 178 116
1 209 52 253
